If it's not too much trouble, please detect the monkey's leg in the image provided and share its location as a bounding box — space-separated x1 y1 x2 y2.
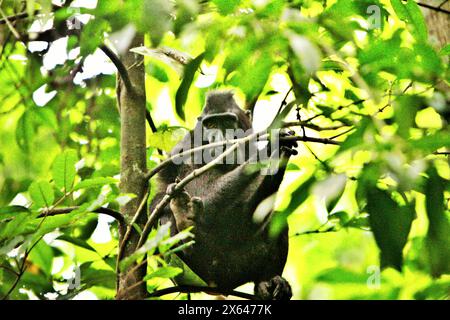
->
254 275 292 300
167 183 203 232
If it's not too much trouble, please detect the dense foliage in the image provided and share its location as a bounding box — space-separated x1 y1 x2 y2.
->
0 0 448 299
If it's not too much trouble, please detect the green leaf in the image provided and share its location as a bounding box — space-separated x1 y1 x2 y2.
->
166 254 208 286
120 223 171 271
52 149 78 192
424 167 450 277
175 52 204 121
147 127 186 153
287 33 322 75
338 118 371 154
144 266 182 280
345 214 370 230
28 181 54 208
390 0 428 41
34 108 58 130
367 188 415 270
28 240 54 276
439 44 450 56
270 176 316 236
313 174 347 213
16 111 35 152
159 227 194 253
146 63 169 82
0 206 30 221
329 211 350 225
230 49 274 103
317 267 372 284
411 132 450 153
80 263 116 289
390 0 409 21
57 235 97 252
213 0 241 15
394 95 420 139
73 177 118 191
404 0 428 41
80 19 110 56
134 0 173 46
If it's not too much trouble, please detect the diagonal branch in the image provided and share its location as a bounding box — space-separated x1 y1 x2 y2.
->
100 45 134 94
144 124 341 182
149 285 256 300
39 206 125 226
413 1 450 14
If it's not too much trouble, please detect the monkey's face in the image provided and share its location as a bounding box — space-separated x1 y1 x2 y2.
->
201 112 239 144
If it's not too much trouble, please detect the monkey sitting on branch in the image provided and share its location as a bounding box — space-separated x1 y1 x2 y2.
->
151 91 297 300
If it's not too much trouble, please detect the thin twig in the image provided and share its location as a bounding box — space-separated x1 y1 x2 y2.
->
412 1 450 14
438 0 449 8
328 127 355 140
0 7 21 39
275 87 293 117
283 121 346 132
433 151 450 156
117 191 149 262
291 227 338 237
2 236 43 300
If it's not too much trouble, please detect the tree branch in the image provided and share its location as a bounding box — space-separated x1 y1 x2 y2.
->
39 206 125 226
149 285 256 300
0 11 30 25
144 125 341 182
100 45 134 94
292 227 338 237
412 1 450 14
283 121 347 132
116 33 148 300
139 129 341 246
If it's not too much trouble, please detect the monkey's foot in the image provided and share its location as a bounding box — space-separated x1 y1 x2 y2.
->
168 183 203 231
279 129 298 156
254 276 292 300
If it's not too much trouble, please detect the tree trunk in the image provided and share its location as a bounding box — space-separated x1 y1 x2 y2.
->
116 34 148 300
421 0 449 49
422 1 449 162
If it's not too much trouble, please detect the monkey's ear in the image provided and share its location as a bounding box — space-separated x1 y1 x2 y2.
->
245 110 252 122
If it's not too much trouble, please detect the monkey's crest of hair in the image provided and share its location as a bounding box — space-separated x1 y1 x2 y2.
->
203 90 239 113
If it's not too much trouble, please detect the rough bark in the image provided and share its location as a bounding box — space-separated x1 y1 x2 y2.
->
422 0 449 94
116 34 148 300
421 0 449 49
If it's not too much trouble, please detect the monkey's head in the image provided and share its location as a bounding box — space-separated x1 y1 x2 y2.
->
198 91 252 144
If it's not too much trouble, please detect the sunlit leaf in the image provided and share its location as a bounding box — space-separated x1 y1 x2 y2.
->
52 149 78 192
144 266 182 280
175 52 204 121
28 240 54 276
28 181 54 208
73 177 118 191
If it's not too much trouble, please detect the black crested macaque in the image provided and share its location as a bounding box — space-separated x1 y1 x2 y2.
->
152 91 297 300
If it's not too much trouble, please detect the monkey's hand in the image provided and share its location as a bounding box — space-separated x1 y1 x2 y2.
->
279 129 298 157
254 276 292 300
167 182 203 232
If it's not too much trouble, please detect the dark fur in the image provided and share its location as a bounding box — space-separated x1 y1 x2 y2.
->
151 91 293 299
